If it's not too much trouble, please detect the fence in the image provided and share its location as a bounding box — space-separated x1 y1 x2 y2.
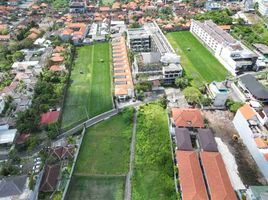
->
61 128 86 200
28 169 44 200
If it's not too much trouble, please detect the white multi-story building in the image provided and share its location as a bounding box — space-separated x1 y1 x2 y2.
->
190 20 258 76
254 0 268 16
233 104 268 181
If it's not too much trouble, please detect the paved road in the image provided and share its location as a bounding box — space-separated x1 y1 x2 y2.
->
124 109 137 200
56 109 119 139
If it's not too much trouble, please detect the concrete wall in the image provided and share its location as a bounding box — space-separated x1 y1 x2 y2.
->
233 110 268 181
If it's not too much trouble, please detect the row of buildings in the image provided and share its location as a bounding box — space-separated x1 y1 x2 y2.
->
111 35 134 100
128 22 183 83
170 108 238 199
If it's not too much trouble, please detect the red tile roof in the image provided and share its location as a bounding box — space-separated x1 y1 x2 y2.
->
201 152 237 200
176 151 208 200
49 146 74 160
49 65 62 72
40 111 60 125
40 164 60 192
239 104 255 120
172 108 204 128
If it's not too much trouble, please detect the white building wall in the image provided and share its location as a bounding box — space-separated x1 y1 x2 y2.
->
233 110 268 181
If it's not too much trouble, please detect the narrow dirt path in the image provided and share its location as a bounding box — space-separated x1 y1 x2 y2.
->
124 109 137 200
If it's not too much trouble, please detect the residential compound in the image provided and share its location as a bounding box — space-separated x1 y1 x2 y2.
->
190 20 259 76
60 23 89 44
233 103 268 181
111 35 134 100
171 108 237 199
130 22 183 83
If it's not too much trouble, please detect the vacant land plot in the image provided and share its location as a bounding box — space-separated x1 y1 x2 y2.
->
132 103 176 200
66 176 125 200
75 114 133 174
61 43 112 129
67 112 133 200
166 31 227 86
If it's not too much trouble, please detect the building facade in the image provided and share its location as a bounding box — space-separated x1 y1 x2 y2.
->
190 20 258 75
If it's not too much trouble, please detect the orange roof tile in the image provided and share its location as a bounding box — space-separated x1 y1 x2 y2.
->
255 138 268 148
49 65 62 72
172 108 204 128
176 151 208 200
239 104 255 120
201 152 237 200
263 153 268 161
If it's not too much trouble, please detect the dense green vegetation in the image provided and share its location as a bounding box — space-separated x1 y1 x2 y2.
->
166 31 227 87
61 43 112 129
38 0 69 11
194 9 233 25
132 103 176 200
232 22 268 46
67 109 134 200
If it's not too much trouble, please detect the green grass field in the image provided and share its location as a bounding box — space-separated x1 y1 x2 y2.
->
132 103 177 200
67 113 133 200
75 114 132 174
61 43 112 129
66 176 125 200
166 31 227 86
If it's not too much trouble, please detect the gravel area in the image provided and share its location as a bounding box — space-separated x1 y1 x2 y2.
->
203 110 267 185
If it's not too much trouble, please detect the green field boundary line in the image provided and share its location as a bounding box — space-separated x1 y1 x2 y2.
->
74 173 127 177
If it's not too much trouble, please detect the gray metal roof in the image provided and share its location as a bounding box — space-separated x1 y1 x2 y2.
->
240 74 268 100
0 175 27 197
198 129 218 152
175 128 193 151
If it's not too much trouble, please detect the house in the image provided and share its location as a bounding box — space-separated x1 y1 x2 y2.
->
176 150 209 200
238 74 268 103
0 175 30 199
39 164 60 192
246 185 268 200
197 128 218 152
200 151 237 200
190 20 258 75
175 128 193 151
49 146 74 160
233 103 268 181
253 43 268 56
40 111 60 125
0 129 17 147
207 81 229 107
171 108 204 128
69 1 85 13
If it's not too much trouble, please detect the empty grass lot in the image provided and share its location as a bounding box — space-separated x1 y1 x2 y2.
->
66 113 133 200
61 43 112 129
166 31 227 86
66 176 125 200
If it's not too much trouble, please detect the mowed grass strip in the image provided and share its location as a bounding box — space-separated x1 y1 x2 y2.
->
61 43 112 129
75 113 133 175
166 31 227 86
66 175 125 200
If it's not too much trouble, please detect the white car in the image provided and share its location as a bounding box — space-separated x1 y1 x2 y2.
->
35 161 42 165
34 157 41 162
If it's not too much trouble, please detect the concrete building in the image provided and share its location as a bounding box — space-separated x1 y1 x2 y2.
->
131 22 183 83
190 20 258 75
204 0 221 11
246 186 268 200
207 81 229 107
254 0 268 16
127 28 151 52
69 1 85 13
233 104 268 181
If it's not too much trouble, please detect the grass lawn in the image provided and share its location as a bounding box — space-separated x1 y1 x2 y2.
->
61 43 112 129
66 175 125 200
132 103 177 200
75 113 133 175
166 31 227 86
